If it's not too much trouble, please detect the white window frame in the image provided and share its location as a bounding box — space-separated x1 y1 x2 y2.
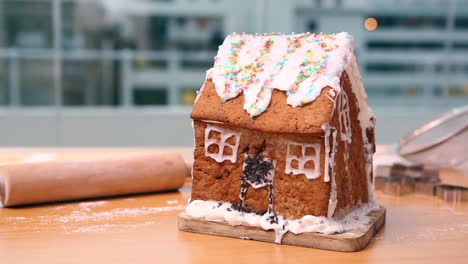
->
285 142 321 179
204 124 241 163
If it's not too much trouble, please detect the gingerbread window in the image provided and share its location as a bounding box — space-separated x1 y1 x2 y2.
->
204 124 241 163
285 142 321 179
337 91 352 143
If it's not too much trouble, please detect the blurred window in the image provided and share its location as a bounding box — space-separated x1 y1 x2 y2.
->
455 17 468 29
133 87 168 105
19 58 55 106
366 63 424 73
367 86 422 96
62 59 118 106
180 59 213 70
367 41 444 50
150 16 169 50
307 20 317 32
372 15 446 29
453 42 468 50
133 59 168 70
4 1 52 48
180 88 198 105
0 60 9 105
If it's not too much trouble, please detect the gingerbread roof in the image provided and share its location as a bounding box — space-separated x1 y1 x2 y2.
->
191 32 370 135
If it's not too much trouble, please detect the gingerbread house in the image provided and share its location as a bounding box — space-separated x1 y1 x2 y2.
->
186 32 376 240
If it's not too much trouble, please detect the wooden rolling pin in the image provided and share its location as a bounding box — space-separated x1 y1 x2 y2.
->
0 153 188 207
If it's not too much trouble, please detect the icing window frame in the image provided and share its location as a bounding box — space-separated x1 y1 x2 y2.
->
285 142 321 179
204 124 241 163
337 91 352 143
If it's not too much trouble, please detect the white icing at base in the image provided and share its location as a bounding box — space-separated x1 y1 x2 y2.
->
186 200 380 243
285 142 321 179
204 124 241 163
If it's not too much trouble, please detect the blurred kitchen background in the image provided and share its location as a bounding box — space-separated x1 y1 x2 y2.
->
0 0 467 146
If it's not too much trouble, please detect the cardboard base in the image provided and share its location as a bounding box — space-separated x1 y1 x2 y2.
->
178 206 386 252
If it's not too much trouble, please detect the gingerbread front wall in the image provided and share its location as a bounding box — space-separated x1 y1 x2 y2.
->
191 120 331 219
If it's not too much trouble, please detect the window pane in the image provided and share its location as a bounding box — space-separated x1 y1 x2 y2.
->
61 1 111 50
0 60 8 105
19 58 54 106
180 88 198 105
62 58 119 106
4 0 52 49
133 87 168 105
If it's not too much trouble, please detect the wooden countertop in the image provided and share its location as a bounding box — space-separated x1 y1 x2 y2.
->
1 147 467 263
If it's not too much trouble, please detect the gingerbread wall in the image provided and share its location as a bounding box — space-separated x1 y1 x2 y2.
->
191 120 331 219
330 72 371 217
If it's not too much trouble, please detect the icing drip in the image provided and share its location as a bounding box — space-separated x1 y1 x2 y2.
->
204 124 241 163
343 138 352 203
285 142 321 179
364 118 376 200
328 137 338 218
323 125 332 183
185 200 381 243
364 139 374 201
324 125 338 218
212 32 354 116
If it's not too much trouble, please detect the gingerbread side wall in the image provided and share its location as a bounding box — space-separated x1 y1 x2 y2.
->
330 72 370 217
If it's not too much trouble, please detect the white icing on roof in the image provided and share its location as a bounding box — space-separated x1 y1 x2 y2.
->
211 32 355 117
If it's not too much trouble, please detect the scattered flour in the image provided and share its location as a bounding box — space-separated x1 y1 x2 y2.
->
72 221 158 233
79 201 109 212
43 205 185 224
5 202 185 234
23 153 57 163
